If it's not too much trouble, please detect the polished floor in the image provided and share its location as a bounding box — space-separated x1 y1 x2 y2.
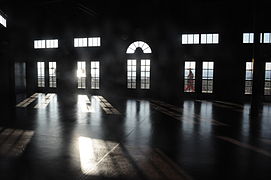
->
1 93 271 180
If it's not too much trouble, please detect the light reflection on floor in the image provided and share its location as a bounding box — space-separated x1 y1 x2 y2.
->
94 96 121 115
34 93 56 109
77 136 190 179
0 127 34 157
16 93 43 107
77 95 95 113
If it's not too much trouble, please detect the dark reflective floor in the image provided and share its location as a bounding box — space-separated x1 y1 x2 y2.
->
1 93 271 180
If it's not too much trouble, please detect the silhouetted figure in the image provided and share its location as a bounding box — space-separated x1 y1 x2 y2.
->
185 69 194 92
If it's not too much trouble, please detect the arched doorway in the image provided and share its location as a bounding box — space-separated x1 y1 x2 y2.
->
126 41 152 91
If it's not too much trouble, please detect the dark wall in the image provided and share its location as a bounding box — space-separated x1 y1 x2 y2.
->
14 62 26 93
0 15 14 123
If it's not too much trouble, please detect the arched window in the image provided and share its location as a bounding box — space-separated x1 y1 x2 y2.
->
126 41 152 54
126 41 151 89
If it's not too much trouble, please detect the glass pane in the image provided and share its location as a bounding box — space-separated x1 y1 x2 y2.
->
263 33 269 43
207 34 213 43
208 70 213 79
188 34 193 44
266 63 271 70
246 62 253 70
141 60 145 65
246 71 253 80
194 34 199 44
249 33 254 43
141 66 145 71
243 33 249 43
138 41 144 48
191 62 196 69
182 34 187 44
202 70 208 79
201 34 206 44
209 62 214 69
213 34 219 44
265 71 271 80
203 62 208 69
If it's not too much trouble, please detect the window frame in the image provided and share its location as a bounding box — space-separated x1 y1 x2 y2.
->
264 62 271 95
127 59 137 89
37 62 45 87
77 61 86 89
184 61 196 93
243 33 254 44
49 62 57 88
74 37 101 47
140 59 151 89
90 61 100 89
245 61 253 94
34 39 58 49
202 61 214 93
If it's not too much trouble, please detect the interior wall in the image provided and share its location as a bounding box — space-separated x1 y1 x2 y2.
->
2 1 271 106
14 62 26 93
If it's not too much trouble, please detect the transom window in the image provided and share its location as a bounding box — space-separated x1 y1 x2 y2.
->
91 61 100 89
77 61 86 89
264 62 271 95
184 61 196 92
182 33 219 44
34 39 58 49
201 34 219 44
245 62 253 94
243 33 254 44
74 37 101 47
37 62 45 87
202 61 214 93
126 41 152 54
182 34 200 44
49 62 57 88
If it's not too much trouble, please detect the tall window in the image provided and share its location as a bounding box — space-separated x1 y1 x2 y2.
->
264 62 271 95
140 59 151 89
127 59 137 89
202 62 214 93
245 62 253 94
34 39 58 49
49 62 57 88
243 33 254 43
184 61 196 92
77 61 86 89
91 61 100 89
260 33 271 43
74 37 101 47
37 62 45 87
